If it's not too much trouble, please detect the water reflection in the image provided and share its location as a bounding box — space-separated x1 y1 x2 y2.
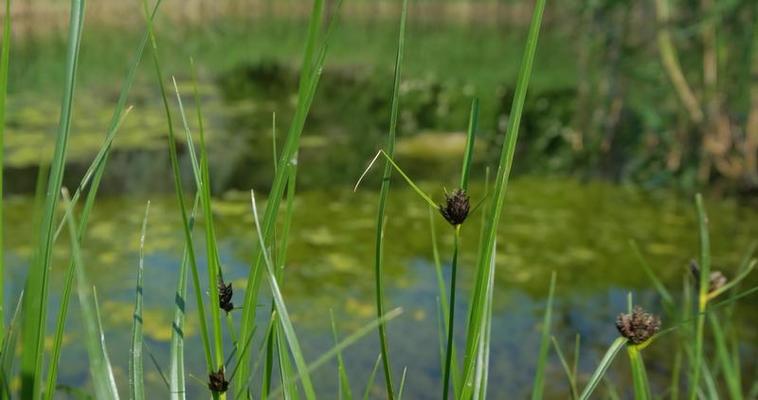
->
4 178 756 398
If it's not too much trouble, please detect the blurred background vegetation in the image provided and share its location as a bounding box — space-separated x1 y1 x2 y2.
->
3 0 757 195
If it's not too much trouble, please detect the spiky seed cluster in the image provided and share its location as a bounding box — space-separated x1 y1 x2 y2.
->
208 367 229 393
616 306 661 345
439 189 470 226
219 281 234 313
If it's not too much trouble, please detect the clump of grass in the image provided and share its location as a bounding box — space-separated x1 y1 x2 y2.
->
3 0 758 399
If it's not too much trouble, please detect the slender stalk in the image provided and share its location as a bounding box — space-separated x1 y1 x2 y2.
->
689 194 710 400
20 0 86 396
140 0 215 386
373 1 408 398
460 0 547 394
531 271 557 399
130 202 151 400
628 345 651 400
442 226 461 399
0 0 12 338
578 337 627 400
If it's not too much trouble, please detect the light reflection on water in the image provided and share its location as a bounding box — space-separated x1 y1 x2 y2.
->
4 178 757 398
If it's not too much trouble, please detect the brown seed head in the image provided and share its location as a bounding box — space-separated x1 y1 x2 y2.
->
218 281 234 313
439 189 470 226
208 367 229 393
615 306 661 345
689 260 728 294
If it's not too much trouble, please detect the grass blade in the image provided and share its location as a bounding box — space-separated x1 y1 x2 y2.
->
236 0 343 392
472 242 496 400
362 355 382 400
250 190 316 400
62 189 120 399
130 202 150 400
551 337 578 399
372 2 408 397
169 197 200 400
397 367 408 400
267 309 403 399
0 291 23 399
20 0 87 396
531 271 557 400
460 0 547 395
578 337 627 400
689 193 711 400
627 346 651 400
140 0 215 383
0 0 11 340
331 311 352 400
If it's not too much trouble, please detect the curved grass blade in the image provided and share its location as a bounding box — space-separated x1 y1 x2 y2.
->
20 0 87 396
140 0 214 382
472 241 496 400
250 191 316 400
267 309 404 399
171 72 225 379
236 0 344 393
170 195 200 400
52 0 165 241
331 311 352 400
370 1 408 397
689 194 711 400
531 271 557 400
578 337 627 400
396 367 408 400
0 291 23 399
362 355 382 400
130 202 151 400
459 0 547 394
551 337 578 399
61 189 120 399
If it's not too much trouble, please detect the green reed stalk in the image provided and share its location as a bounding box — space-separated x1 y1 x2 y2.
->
0 0 11 339
627 345 651 400
249 191 316 400
190 62 226 381
362 355 383 400
531 271 557 399
130 202 150 400
235 0 342 393
459 0 546 396
20 0 86 396
551 337 578 399
442 226 461 399
61 190 120 399
0 291 22 399
140 0 215 388
267 309 403 399
170 196 200 400
331 311 353 400
578 337 627 400
442 96 478 400
372 0 408 398
689 194 710 400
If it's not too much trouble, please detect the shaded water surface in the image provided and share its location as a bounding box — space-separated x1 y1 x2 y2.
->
4 178 757 398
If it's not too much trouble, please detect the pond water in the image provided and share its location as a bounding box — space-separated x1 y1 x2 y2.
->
3 178 757 398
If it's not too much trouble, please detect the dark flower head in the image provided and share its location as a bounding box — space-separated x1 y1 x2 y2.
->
689 260 728 293
439 189 470 226
218 281 234 313
616 306 661 345
208 367 229 393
